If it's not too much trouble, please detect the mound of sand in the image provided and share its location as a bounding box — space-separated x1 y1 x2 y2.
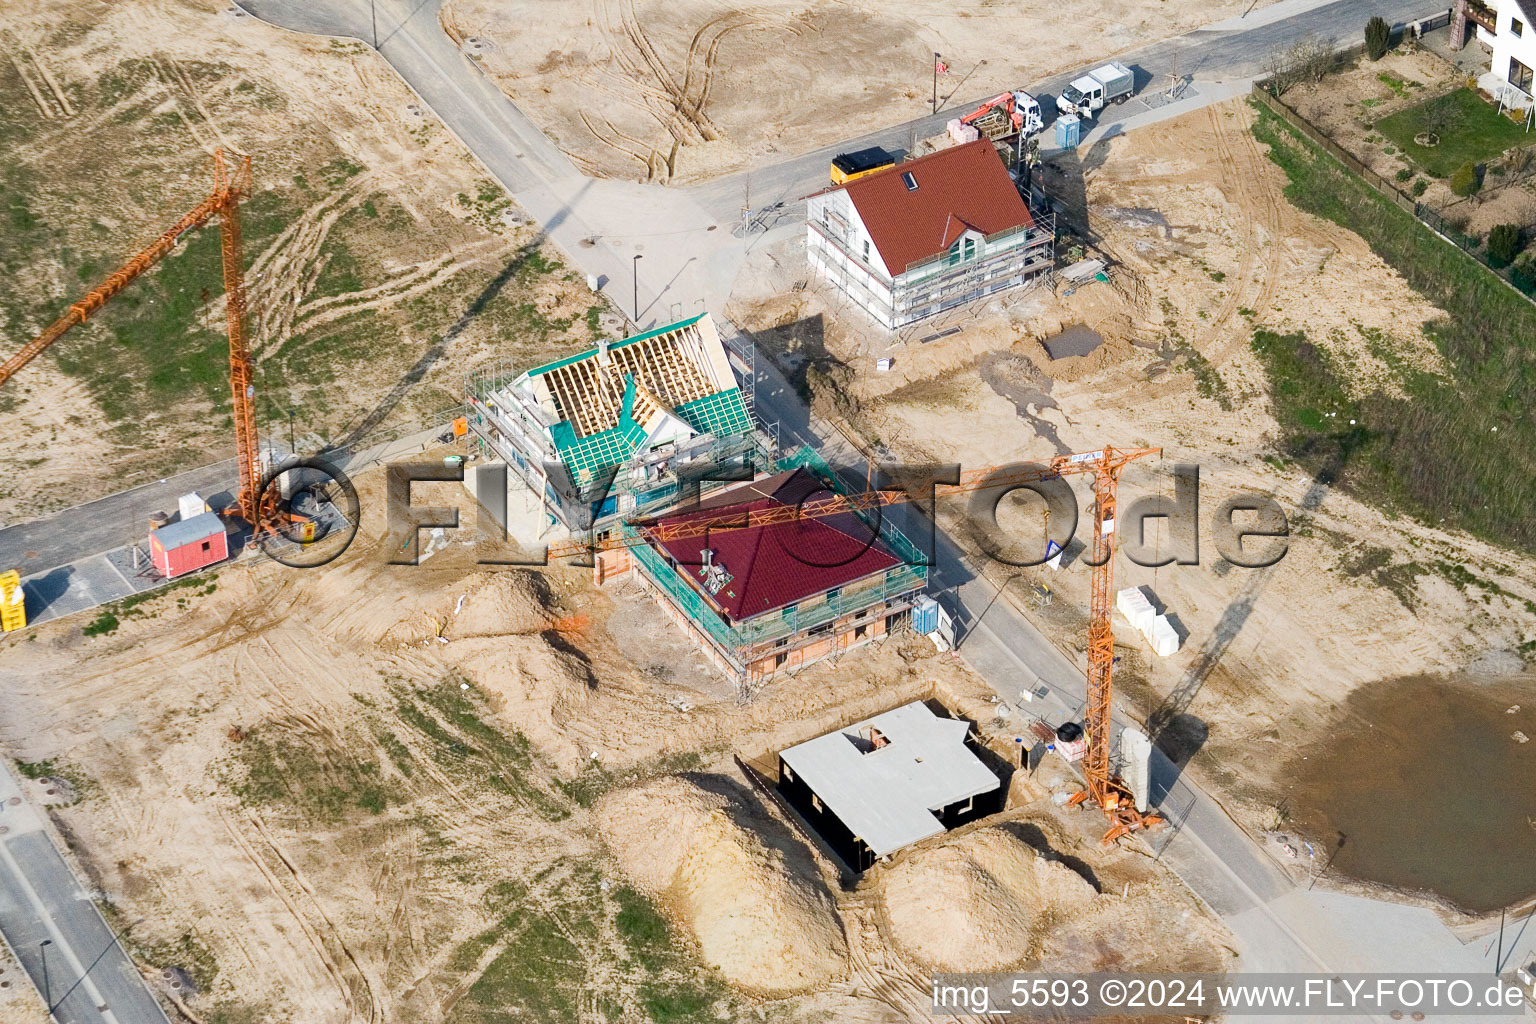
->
443 571 555 640
598 777 848 995
452 634 596 765
305 566 555 646
880 826 1096 971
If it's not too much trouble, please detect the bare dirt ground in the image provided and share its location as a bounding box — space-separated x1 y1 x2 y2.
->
727 97 1536 876
0 467 1230 1023
440 0 1274 183
0 0 626 523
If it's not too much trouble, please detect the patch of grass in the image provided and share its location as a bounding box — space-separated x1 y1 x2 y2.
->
555 749 704 808
82 610 120 636
1252 101 1536 552
233 726 395 822
450 867 726 1024
394 678 569 821
136 930 220 992
1340 545 1425 609
77 575 219 636
1376 88 1534 177
45 188 289 422
613 885 671 971
1376 71 1419 97
585 304 604 335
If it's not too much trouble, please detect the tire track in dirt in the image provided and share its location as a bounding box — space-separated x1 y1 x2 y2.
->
247 812 384 1022
215 802 364 1020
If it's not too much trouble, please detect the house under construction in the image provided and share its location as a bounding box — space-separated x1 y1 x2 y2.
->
464 313 768 532
596 454 928 685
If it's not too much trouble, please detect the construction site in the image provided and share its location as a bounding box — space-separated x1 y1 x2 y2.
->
1 0 1536 1022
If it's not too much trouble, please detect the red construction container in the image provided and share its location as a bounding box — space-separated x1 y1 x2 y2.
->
150 511 228 579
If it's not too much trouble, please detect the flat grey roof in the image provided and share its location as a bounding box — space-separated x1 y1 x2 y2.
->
153 511 225 550
779 701 999 858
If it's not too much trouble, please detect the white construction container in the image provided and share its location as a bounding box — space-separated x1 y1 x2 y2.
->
178 492 208 521
1149 615 1180 657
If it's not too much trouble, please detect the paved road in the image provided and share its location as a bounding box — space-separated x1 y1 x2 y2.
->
734 325 1510 1023
236 0 1440 329
689 0 1439 215
6 0 1521 1013
0 764 172 1024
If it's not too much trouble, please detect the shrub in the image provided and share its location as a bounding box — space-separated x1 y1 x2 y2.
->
1449 161 1480 196
1395 167 1413 182
1512 259 1536 294
1488 223 1523 267
1365 16 1392 61
1412 178 1429 196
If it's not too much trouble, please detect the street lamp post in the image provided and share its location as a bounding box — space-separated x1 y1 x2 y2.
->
287 409 296 457
632 254 642 325
370 0 379 49
39 939 51 1013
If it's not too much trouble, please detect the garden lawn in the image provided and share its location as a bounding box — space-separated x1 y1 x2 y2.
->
1376 88 1534 178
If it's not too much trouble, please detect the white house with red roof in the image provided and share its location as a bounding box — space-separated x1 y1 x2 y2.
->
1455 0 1536 103
805 139 1054 330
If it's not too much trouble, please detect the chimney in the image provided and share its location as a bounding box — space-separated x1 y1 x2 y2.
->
597 338 611 365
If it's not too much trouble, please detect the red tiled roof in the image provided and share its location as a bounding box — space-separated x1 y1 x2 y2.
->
648 469 904 622
840 139 1033 274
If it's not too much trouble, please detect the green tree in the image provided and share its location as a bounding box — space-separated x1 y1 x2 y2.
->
1450 162 1480 197
1365 16 1392 61
1488 223 1523 267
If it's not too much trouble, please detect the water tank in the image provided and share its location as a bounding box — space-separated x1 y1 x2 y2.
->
1055 721 1084 743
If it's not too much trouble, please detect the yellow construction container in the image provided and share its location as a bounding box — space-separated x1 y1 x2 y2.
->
0 570 26 632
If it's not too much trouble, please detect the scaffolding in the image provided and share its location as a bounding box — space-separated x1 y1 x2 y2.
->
625 445 928 679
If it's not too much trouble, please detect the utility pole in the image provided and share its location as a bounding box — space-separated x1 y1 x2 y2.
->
632 254 642 324
287 409 296 456
39 939 51 1014
370 0 379 49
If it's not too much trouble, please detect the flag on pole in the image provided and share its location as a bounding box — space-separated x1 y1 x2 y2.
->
935 59 949 74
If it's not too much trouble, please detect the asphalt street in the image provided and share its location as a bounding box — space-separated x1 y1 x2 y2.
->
0 764 171 1024
2 0 1525 1019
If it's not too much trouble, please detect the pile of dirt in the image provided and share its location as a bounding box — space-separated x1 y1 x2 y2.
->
597 776 848 995
879 825 1095 970
305 566 555 646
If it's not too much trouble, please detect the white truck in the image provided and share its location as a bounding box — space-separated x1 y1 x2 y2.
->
1057 61 1134 120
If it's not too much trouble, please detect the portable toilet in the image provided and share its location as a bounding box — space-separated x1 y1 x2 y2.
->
911 595 939 635
1055 113 1081 150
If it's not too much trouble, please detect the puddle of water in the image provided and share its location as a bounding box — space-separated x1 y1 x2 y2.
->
1042 324 1104 360
978 352 1068 453
1282 673 1536 914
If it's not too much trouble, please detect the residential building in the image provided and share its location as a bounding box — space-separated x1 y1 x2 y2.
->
463 313 768 533
595 460 928 685
777 701 1004 871
1455 0 1536 102
805 139 1054 330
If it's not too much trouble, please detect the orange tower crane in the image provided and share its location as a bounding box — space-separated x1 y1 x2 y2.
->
553 445 1162 842
0 151 266 530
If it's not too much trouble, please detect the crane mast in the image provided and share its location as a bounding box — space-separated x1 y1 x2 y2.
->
556 444 1162 843
0 150 264 532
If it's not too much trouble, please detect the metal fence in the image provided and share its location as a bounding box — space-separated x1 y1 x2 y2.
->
1250 83 1536 303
